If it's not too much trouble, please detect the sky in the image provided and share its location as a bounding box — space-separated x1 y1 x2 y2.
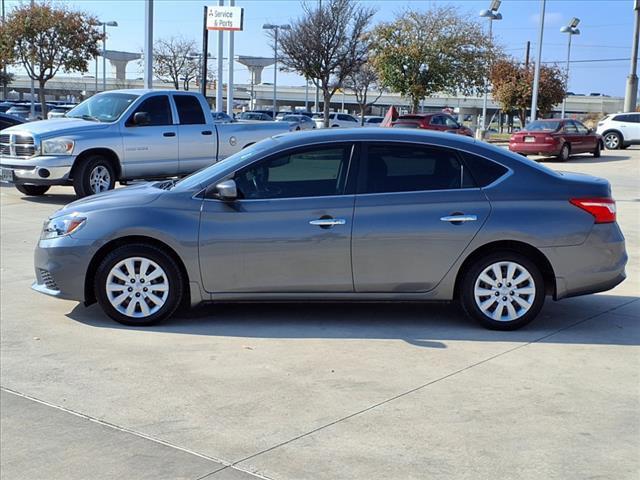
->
3 0 638 97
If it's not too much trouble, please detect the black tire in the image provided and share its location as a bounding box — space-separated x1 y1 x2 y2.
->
331 124 340 128
593 141 601 157
459 251 546 331
603 131 622 150
73 155 116 198
557 143 570 162
94 243 184 326
15 184 50 196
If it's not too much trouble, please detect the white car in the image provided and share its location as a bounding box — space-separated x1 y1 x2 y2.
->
313 112 359 129
596 112 640 150
363 115 384 126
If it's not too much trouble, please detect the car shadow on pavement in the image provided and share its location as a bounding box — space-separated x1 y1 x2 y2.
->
18 193 78 206
66 294 639 348
538 154 631 164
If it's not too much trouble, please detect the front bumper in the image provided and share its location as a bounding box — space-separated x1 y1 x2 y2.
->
509 142 560 156
0 155 74 185
32 234 98 303
542 223 627 300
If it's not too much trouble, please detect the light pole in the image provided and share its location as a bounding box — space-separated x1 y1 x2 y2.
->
99 21 118 91
479 0 502 138
530 0 546 122
560 18 580 119
262 23 291 116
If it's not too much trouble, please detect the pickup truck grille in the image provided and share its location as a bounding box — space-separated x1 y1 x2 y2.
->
0 134 37 158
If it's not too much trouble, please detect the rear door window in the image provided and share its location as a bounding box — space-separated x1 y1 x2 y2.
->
563 121 578 133
174 95 206 125
360 143 475 194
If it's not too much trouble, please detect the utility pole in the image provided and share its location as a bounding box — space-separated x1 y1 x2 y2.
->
525 41 530 67
530 0 546 122
30 0 35 119
624 0 640 112
143 0 154 89
216 0 224 111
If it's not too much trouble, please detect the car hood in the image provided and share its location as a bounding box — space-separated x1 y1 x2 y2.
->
52 183 163 218
1 117 111 137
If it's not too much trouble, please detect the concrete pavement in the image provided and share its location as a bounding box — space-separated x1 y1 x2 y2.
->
1 147 638 480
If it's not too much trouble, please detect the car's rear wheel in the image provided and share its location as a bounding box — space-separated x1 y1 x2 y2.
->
73 155 116 197
95 244 184 326
557 143 570 162
603 132 622 150
460 252 545 330
15 184 50 196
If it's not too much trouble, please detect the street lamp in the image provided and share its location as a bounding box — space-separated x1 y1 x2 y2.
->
262 23 291 116
98 21 118 92
479 0 502 138
560 17 580 118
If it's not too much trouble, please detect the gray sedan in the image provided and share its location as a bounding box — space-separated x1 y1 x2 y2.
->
276 114 316 131
32 129 627 330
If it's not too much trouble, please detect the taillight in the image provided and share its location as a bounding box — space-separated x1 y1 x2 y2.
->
544 135 557 142
570 197 616 223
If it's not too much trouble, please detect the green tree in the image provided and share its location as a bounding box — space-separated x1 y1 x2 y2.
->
490 58 566 125
277 0 375 127
4 1 102 115
371 6 497 113
0 22 15 98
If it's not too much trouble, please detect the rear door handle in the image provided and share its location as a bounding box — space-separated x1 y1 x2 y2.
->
440 214 477 223
163 132 176 137
309 218 346 227
201 130 213 136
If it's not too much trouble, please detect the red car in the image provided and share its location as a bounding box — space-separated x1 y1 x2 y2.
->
390 113 474 137
509 119 602 161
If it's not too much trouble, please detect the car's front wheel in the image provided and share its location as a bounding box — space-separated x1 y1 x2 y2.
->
15 184 50 196
95 244 184 326
603 131 622 150
73 155 116 197
460 252 545 330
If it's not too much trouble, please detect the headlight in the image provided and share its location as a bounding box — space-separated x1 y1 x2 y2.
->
41 213 86 239
42 138 74 155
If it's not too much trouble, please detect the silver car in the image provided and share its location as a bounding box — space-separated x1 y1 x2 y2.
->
32 129 627 330
276 114 316 131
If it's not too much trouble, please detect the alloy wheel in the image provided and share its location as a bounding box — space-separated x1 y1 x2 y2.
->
105 257 169 318
89 165 112 193
604 133 620 149
473 261 536 322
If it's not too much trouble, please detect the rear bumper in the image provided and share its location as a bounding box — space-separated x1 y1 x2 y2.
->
542 223 627 300
509 142 560 156
0 155 74 185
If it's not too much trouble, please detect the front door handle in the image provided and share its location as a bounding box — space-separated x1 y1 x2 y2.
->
201 130 213 136
163 132 176 137
440 214 477 223
309 218 346 228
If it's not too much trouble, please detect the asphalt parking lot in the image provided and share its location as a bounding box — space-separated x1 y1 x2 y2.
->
1 147 638 480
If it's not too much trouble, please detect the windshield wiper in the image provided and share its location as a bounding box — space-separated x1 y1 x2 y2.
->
156 179 176 190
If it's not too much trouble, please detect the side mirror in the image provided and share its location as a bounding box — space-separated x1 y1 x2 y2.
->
133 111 151 126
215 179 237 201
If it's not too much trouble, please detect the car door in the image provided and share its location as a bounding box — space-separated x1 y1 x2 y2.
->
121 95 179 179
574 120 597 152
173 94 216 174
351 142 490 292
561 120 581 152
627 113 640 141
198 143 357 293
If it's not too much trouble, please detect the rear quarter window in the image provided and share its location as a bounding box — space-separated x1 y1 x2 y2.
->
460 151 509 187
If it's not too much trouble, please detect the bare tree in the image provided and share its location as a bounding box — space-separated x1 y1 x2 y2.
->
277 0 375 127
152 36 199 90
344 61 383 125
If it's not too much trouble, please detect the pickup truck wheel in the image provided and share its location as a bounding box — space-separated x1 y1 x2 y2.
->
73 155 116 197
15 185 50 196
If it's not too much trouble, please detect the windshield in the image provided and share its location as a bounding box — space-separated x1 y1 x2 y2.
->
67 93 138 122
171 139 277 192
525 120 560 132
239 112 264 120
